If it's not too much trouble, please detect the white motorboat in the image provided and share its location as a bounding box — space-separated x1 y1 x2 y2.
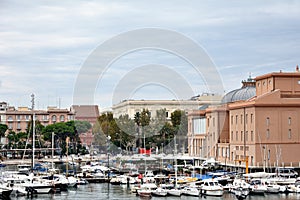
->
201 179 224 197
233 186 249 200
151 187 167 197
249 179 267 195
287 184 300 193
137 183 157 197
230 178 250 199
182 186 200 197
167 188 182 196
266 180 282 193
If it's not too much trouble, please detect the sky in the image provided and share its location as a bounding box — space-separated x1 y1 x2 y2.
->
1 0 300 111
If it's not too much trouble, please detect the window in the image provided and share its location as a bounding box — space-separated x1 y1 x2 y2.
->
236 146 239 150
235 115 238 124
288 129 292 139
235 155 239 160
213 117 215 127
25 115 30 120
266 117 270 126
52 115 57 122
17 115 21 120
251 114 253 123
236 131 238 141
68 115 74 120
231 131 233 140
193 118 206 134
251 131 254 141
165 112 168 118
241 131 243 141
8 123 12 129
288 117 291 125
43 115 48 121
241 114 243 124
60 115 65 122
17 122 21 129
231 115 233 125
8 116 13 121
267 129 270 139
245 114 248 124
245 131 248 141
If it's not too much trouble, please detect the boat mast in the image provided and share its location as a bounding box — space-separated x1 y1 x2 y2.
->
174 136 178 188
52 132 54 169
31 94 35 171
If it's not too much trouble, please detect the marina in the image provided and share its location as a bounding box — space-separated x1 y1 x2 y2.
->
1 182 300 200
1 154 300 200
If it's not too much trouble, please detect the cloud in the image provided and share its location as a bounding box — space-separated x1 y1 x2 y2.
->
1 0 300 109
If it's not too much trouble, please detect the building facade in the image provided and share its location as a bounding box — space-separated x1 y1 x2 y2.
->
112 94 222 119
0 103 75 133
188 67 300 169
71 105 100 147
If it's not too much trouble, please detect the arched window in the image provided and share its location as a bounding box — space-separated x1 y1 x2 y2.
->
52 115 57 122
60 115 65 122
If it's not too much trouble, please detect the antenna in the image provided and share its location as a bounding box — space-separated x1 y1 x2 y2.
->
31 94 35 110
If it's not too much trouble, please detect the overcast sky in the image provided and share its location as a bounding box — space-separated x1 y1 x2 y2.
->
1 0 300 111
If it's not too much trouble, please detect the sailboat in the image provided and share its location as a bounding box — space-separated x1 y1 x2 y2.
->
167 136 182 197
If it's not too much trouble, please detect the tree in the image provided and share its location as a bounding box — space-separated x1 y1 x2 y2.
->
42 122 75 155
171 110 188 153
134 109 151 150
0 124 8 138
115 114 136 153
93 112 120 153
74 120 92 134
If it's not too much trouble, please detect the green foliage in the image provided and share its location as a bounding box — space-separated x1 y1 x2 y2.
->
41 121 83 155
171 110 184 127
115 114 136 151
74 120 92 134
0 124 8 137
93 112 120 148
7 131 28 149
134 109 151 127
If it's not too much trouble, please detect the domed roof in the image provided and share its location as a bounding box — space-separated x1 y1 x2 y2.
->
221 87 256 104
221 77 256 104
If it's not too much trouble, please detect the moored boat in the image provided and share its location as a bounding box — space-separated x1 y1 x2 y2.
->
201 178 224 196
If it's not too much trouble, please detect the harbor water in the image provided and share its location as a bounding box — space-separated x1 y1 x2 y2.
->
7 183 300 200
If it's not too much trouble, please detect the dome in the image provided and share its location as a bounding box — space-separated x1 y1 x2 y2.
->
221 86 256 104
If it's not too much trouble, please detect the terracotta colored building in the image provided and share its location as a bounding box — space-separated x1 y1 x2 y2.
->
0 105 75 133
71 105 100 147
188 67 300 169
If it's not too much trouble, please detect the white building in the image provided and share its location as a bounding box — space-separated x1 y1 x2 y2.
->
112 94 222 119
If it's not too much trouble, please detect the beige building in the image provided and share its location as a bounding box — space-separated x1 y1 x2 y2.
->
112 94 222 119
188 67 300 169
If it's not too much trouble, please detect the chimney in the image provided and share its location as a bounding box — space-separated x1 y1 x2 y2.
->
296 65 299 72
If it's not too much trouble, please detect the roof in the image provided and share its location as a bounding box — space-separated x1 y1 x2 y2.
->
221 86 256 104
71 105 100 118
